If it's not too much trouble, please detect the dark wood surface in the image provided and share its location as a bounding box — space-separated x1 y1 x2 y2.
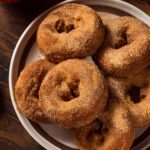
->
0 0 150 149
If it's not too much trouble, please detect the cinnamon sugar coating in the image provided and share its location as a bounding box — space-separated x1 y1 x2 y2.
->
39 59 108 128
37 3 104 63
73 98 134 150
15 59 55 123
14 5 150 148
94 16 150 77
107 67 150 127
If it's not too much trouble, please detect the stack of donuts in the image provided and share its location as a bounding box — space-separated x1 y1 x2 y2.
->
15 3 150 150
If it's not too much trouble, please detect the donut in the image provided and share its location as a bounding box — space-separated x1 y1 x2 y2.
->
107 68 150 127
37 3 105 63
73 98 134 150
15 59 55 123
94 16 150 77
39 59 108 128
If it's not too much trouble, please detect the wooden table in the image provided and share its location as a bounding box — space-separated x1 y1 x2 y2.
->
0 0 149 149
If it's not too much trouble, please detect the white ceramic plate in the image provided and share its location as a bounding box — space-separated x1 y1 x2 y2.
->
9 0 150 149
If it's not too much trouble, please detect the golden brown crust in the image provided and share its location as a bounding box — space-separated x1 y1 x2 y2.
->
39 59 108 128
73 98 135 150
94 16 150 77
15 59 55 123
107 68 150 127
37 3 105 63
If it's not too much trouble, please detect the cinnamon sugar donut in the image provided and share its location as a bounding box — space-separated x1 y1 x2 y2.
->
94 16 150 77
107 68 150 127
73 98 134 150
39 59 108 128
15 59 55 123
37 3 104 63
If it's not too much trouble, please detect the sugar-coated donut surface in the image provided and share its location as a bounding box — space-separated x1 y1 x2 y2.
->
107 67 150 127
37 3 104 63
15 59 55 123
14 3 150 149
39 59 108 128
94 16 150 77
73 98 135 150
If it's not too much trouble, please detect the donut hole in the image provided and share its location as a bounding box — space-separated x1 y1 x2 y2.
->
86 120 108 144
114 30 128 49
60 79 80 101
31 75 45 99
55 19 75 33
68 81 80 99
126 85 146 103
32 85 40 99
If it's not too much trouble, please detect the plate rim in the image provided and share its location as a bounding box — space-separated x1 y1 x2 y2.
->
9 0 150 149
